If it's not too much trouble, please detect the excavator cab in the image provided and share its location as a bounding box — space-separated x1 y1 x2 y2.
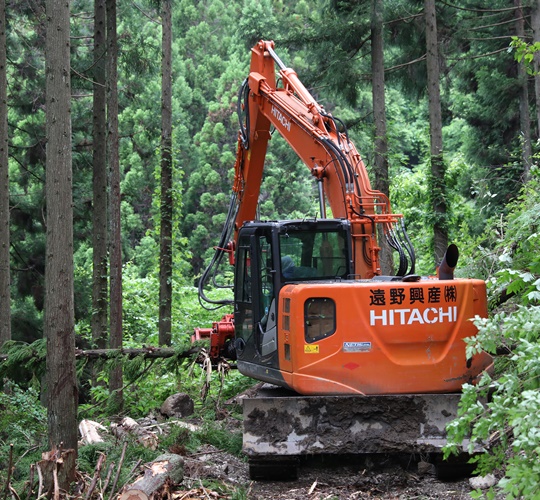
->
233 219 352 385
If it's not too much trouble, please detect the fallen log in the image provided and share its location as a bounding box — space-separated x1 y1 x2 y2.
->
117 453 184 500
0 345 200 362
74 346 200 360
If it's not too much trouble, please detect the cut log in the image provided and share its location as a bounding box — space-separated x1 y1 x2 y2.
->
79 419 107 444
118 453 184 500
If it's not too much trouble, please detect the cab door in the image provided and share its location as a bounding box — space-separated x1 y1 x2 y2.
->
234 226 279 368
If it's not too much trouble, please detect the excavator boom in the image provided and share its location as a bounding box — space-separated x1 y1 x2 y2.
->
231 40 411 278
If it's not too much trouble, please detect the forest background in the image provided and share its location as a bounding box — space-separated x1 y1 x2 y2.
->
2 0 540 498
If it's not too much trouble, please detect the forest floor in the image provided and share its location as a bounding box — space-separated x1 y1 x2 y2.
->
100 382 506 499
180 441 502 499
170 405 504 500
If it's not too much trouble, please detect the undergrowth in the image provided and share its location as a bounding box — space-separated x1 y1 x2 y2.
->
444 167 540 499
0 359 252 497
0 383 47 492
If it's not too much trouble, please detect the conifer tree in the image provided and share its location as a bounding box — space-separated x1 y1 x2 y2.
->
159 0 173 346
0 0 10 346
44 0 78 466
107 0 123 410
424 0 447 263
92 0 108 350
515 0 532 180
371 0 393 274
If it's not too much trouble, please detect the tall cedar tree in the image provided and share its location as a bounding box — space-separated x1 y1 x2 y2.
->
532 0 540 136
371 0 393 275
92 0 108 350
515 0 532 180
424 0 447 264
159 0 173 346
107 0 123 409
44 0 78 461
0 0 10 346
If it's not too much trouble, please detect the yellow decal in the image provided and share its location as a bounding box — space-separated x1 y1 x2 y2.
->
304 344 319 354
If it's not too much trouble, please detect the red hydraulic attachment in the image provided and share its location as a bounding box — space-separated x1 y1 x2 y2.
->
191 314 235 360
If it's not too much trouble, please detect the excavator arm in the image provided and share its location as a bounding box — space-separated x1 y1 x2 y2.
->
195 40 417 358
231 40 413 278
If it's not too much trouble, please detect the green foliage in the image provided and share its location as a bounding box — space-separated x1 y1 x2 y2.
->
445 308 540 499
0 382 47 445
80 353 187 419
510 36 540 75
0 383 47 489
236 0 279 48
0 339 46 385
483 168 540 307
192 421 243 456
77 439 158 493
445 170 540 498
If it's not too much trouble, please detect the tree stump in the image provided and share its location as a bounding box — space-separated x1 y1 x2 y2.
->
118 453 184 500
36 448 77 498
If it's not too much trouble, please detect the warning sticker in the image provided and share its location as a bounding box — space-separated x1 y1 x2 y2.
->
343 341 372 352
304 344 320 354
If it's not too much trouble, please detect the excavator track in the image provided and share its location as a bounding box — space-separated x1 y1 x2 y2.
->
243 385 474 480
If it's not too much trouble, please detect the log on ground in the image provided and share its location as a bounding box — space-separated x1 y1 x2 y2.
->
118 453 184 500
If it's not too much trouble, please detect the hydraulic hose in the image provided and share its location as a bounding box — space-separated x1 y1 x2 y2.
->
197 192 239 309
321 137 355 195
238 79 250 150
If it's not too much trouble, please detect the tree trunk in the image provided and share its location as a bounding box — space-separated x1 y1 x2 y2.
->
515 0 532 181
159 0 173 346
92 0 108 352
533 0 540 138
74 345 196 359
371 0 393 275
44 0 78 467
107 0 123 411
0 345 199 363
424 0 447 265
0 0 10 347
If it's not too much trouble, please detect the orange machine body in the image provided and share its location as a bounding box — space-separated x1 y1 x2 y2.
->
273 279 492 395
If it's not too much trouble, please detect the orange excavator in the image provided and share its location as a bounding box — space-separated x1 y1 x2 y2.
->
194 40 493 478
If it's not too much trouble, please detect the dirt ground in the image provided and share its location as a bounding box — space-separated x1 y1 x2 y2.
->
181 444 501 499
